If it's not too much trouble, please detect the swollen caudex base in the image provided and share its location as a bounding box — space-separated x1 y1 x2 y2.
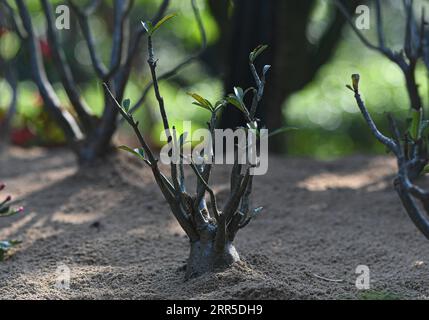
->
185 240 240 280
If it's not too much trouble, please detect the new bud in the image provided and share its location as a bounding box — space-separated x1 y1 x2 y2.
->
351 74 360 91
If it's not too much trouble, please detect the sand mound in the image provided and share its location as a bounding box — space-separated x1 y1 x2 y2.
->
1 147 428 299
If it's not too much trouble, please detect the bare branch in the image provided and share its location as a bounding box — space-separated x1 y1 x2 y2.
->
70 0 132 81
146 35 183 197
352 90 399 155
67 0 109 78
334 0 384 53
386 113 404 158
103 83 199 240
126 0 207 117
15 0 83 146
40 0 94 132
188 160 220 220
395 177 429 240
375 0 385 49
108 0 134 80
334 0 399 64
195 113 216 213
0 0 26 39
230 147 242 194
115 0 170 96
214 168 250 252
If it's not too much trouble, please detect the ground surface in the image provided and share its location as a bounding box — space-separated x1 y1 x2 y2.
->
0 147 428 300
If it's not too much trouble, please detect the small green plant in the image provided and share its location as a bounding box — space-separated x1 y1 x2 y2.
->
339 0 429 238
105 17 271 278
0 182 23 261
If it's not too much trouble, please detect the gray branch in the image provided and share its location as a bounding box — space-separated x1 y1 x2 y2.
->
40 0 94 133
15 0 83 147
125 0 207 117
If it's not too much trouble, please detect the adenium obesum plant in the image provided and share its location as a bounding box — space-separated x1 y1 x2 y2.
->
339 0 429 238
105 19 270 278
0 183 23 261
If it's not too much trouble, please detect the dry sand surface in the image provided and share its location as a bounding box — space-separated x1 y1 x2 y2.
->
0 147 428 299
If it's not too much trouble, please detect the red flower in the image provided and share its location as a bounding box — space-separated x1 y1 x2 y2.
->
0 27 8 37
39 39 52 59
11 128 35 146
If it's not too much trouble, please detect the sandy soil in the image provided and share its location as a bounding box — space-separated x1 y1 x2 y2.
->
0 147 428 300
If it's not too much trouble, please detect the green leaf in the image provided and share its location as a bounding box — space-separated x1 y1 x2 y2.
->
249 44 268 62
122 99 131 112
141 21 153 34
187 92 213 111
410 108 422 140
227 87 251 116
214 100 226 113
423 164 429 174
247 121 258 130
268 126 298 138
192 102 212 112
234 87 244 101
226 95 248 115
152 13 177 35
233 87 255 107
345 84 354 92
0 206 10 215
118 145 146 161
143 14 177 36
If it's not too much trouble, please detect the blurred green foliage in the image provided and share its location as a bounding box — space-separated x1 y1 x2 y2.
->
285 0 429 159
1 0 429 158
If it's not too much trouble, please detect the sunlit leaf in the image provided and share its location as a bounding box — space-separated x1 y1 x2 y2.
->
141 21 153 34
118 145 146 161
192 102 212 112
234 87 244 101
187 92 213 111
247 121 258 130
249 44 268 62
152 13 177 35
